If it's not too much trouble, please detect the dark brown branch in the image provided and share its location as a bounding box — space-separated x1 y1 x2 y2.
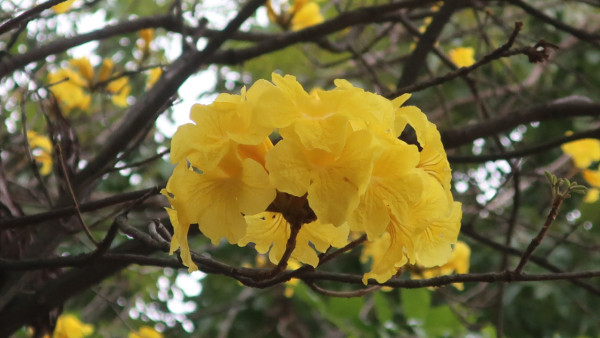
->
0 15 179 80
0 0 66 35
396 0 463 88
0 186 161 229
514 191 566 274
507 0 600 46
441 98 600 149
392 22 524 96
209 0 432 66
448 127 600 163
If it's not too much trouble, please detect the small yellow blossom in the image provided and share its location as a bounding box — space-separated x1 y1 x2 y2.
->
129 326 163 338
146 67 162 89
27 131 53 176
266 0 324 31
449 47 476 68
48 68 91 112
52 0 76 14
412 241 471 290
52 314 93 338
97 58 114 82
106 76 131 107
561 134 600 169
138 29 155 53
584 188 599 203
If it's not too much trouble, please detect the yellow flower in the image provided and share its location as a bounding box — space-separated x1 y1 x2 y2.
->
97 58 114 82
448 47 476 68
69 58 94 82
106 76 131 107
52 0 76 14
561 135 600 169
582 168 600 203
170 86 273 171
138 29 155 53
291 1 324 31
266 0 323 31
52 314 93 338
583 168 600 187
48 57 131 113
362 173 461 284
584 188 599 203
129 326 163 338
412 241 471 290
266 130 379 227
27 131 53 176
48 68 91 112
146 67 162 89
164 146 276 271
164 73 461 282
239 212 349 267
395 101 452 191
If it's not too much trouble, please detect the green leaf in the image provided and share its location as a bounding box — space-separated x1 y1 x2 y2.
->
328 297 364 319
423 305 463 337
373 291 393 324
401 288 431 322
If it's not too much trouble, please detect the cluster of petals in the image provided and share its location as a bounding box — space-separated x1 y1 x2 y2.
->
164 73 462 283
48 57 131 114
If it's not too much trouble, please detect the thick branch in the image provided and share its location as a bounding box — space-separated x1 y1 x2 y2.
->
441 98 600 149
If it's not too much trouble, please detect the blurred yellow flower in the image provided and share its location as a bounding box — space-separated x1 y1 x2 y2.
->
562 135 600 169
266 0 324 31
412 241 471 290
48 57 131 113
449 47 476 68
138 28 155 53
48 68 91 112
107 77 131 107
27 131 53 176
129 326 163 338
146 67 162 89
52 314 93 338
97 58 114 82
52 0 76 14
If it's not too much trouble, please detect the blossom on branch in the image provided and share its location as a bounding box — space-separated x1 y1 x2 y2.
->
449 47 476 68
164 73 461 283
266 0 324 31
27 131 53 176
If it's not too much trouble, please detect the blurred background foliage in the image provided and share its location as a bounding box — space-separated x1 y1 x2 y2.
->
2 0 600 336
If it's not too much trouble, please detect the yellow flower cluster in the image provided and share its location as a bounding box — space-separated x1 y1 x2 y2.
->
47 314 93 338
48 57 130 114
266 0 324 31
164 73 462 284
27 131 53 175
561 134 600 203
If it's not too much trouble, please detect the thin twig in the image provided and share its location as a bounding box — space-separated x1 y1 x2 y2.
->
514 192 566 274
305 281 381 298
318 235 367 266
56 143 99 246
